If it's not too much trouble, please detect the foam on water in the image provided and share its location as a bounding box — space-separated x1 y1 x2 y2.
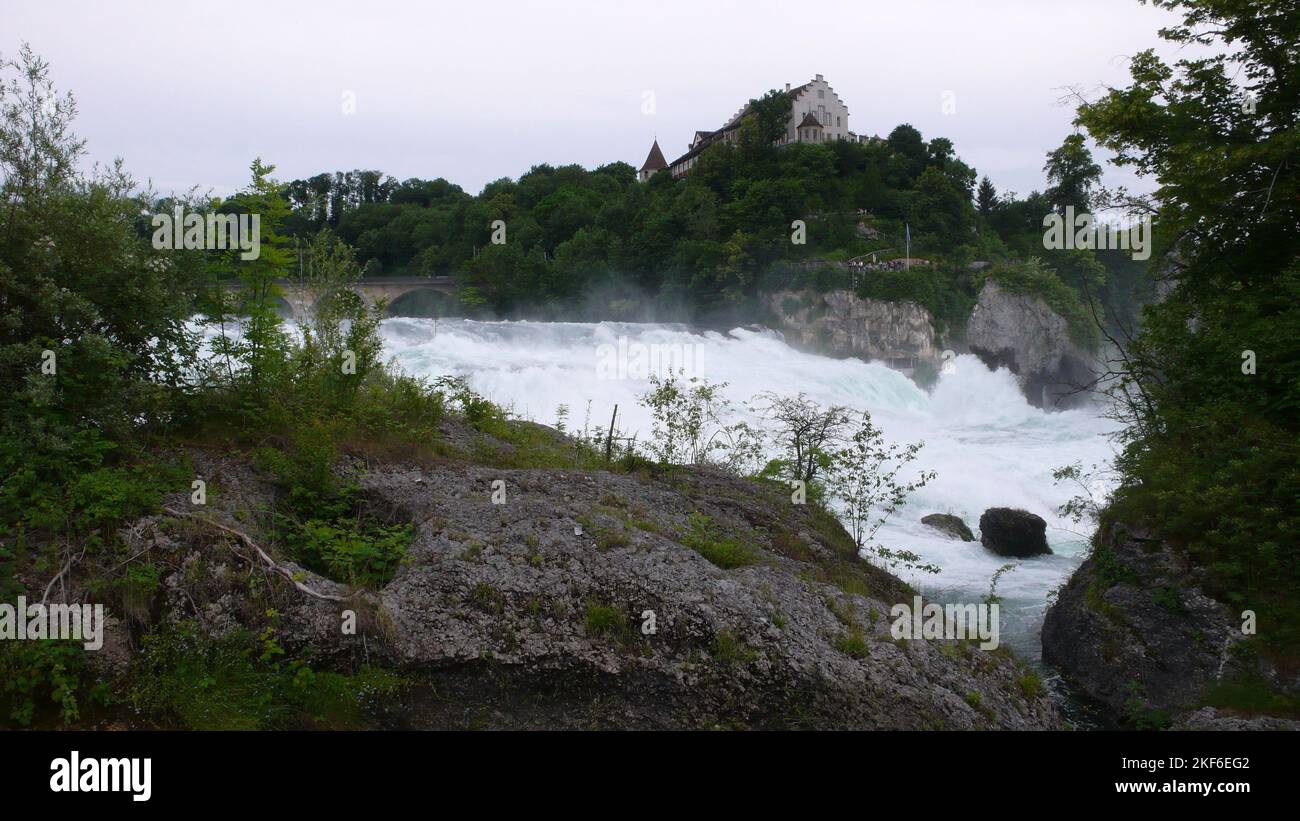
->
378 317 1117 660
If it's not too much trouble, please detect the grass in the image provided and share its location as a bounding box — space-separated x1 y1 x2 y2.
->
835 630 870 659
1017 670 1045 700
711 629 757 664
680 512 760 569
632 516 663 534
577 515 633 552
770 527 817 562
1202 671 1300 719
584 600 635 646
594 525 631 552
469 582 505 614
824 595 856 627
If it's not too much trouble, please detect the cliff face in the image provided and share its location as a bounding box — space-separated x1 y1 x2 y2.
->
966 280 1096 410
97 422 1061 730
1042 520 1299 728
766 289 941 368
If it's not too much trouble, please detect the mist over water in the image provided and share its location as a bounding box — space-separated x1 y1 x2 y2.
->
381 317 1120 661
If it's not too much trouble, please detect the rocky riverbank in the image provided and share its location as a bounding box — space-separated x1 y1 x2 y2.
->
1042 519 1300 729
65 417 1060 730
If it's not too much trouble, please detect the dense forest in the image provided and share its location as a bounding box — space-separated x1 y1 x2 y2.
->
267 101 1151 340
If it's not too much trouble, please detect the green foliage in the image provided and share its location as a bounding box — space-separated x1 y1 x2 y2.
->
1122 682 1172 730
434 375 509 437
984 563 1018 606
120 561 163 621
0 640 94 727
711 629 756 664
827 411 937 574
289 519 412 588
680 511 760 569
752 392 850 486
1203 669 1300 719
0 47 197 542
583 599 633 644
1043 133 1102 212
128 620 404 729
254 434 412 587
1017 670 1045 700
978 258 1099 348
640 372 763 473
834 630 870 659
1075 0 1300 659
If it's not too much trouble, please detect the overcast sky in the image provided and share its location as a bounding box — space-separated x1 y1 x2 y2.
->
6 0 1189 201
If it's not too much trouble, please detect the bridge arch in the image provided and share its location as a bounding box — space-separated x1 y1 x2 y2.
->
257 276 456 324
383 287 456 318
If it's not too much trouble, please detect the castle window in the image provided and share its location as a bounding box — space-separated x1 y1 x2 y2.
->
818 89 825 99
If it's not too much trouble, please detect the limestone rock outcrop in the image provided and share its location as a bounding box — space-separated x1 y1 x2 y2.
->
966 280 1096 410
766 289 940 368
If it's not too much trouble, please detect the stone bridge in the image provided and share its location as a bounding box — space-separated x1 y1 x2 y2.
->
230 276 457 321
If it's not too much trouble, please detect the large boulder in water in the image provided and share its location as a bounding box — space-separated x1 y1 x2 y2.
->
920 513 974 542
979 508 1051 557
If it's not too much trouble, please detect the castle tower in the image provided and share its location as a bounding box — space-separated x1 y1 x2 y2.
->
638 139 668 182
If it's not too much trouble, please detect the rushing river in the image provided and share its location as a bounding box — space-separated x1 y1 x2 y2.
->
377 317 1120 663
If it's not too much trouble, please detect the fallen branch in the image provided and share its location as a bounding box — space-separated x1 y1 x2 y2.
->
40 544 87 606
162 506 356 603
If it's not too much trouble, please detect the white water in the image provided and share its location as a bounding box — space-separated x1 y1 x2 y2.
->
379 318 1119 661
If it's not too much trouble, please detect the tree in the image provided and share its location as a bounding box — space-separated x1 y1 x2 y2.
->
0 45 197 528
915 165 974 248
1043 133 1101 213
751 392 852 485
744 89 794 148
884 124 927 187
827 412 936 572
204 159 293 411
977 176 998 216
639 373 763 472
1075 0 1300 652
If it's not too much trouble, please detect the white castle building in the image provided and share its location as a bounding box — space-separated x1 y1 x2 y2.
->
638 74 870 182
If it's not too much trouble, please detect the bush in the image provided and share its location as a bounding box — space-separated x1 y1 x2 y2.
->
127 620 404 730
0 640 95 727
289 519 412 587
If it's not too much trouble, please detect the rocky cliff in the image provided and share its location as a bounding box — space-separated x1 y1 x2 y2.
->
85 419 1061 730
766 289 941 368
966 280 1097 410
1042 520 1299 729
